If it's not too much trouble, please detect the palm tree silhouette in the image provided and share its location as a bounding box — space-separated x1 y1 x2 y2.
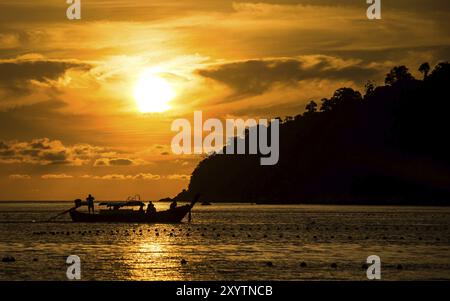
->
419 62 430 80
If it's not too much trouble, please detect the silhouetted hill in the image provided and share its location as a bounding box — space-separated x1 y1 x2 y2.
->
175 62 450 205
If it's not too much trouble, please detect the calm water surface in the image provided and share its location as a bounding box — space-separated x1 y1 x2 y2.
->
0 202 449 280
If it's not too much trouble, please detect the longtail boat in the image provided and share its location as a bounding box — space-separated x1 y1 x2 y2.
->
67 194 199 223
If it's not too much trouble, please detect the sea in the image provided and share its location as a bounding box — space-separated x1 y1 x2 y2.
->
0 201 449 281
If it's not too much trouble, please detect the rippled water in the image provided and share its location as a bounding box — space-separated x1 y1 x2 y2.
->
0 202 449 280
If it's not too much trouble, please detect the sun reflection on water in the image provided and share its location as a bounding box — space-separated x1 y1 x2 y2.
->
121 231 188 281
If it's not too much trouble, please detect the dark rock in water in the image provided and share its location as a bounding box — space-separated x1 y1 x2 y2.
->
300 262 307 268
362 263 369 270
266 261 273 267
2 256 15 263
181 259 187 265
397 264 403 270
331 263 338 269
33 258 38 262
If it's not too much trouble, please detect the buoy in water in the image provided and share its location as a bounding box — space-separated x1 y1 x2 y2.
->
2 256 15 263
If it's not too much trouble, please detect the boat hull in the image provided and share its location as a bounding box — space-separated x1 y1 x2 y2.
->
69 205 192 223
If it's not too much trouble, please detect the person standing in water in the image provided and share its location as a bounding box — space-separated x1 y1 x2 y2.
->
87 194 95 214
146 201 156 215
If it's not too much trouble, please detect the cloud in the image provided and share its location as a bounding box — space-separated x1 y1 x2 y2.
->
165 174 191 180
93 158 141 166
8 174 31 180
93 157 150 166
134 173 162 180
0 138 141 166
41 173 73 179
78 173 189 181
197 55 380 97
0 54 91 96
80 173 161 180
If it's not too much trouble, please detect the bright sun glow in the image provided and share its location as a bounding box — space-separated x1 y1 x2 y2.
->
134 72 176 113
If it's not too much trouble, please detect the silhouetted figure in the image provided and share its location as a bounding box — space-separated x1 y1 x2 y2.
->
170 200 177 210
146 202 156 215
86 194 95 214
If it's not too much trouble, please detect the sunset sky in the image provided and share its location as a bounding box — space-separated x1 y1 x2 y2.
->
0 0 449 200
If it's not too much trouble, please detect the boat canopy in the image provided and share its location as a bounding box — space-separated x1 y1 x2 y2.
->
99 201 145 208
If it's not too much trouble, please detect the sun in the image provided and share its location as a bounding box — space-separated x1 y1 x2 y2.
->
133 72 176 113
